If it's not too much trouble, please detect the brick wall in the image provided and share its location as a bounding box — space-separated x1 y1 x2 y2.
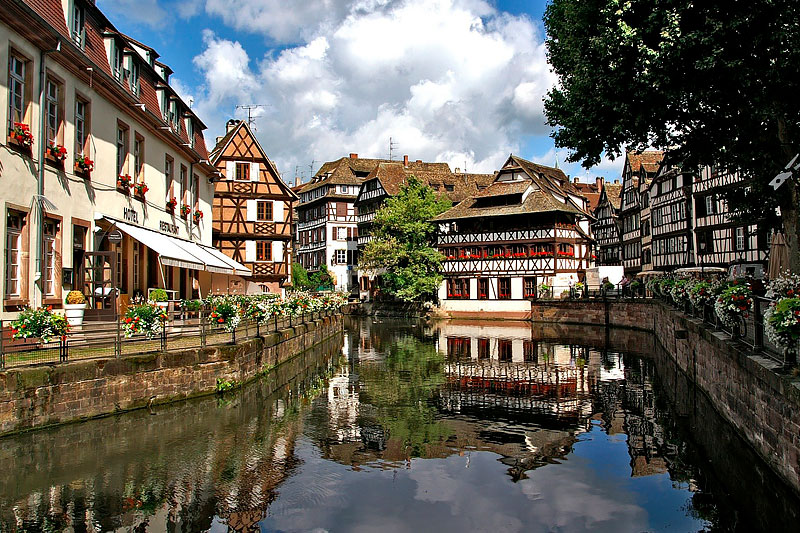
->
531 299 800 495
0 315 342 436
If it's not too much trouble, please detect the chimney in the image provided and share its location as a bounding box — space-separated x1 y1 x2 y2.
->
573 177 579 184
614 179 620 184
226 119 238 132
403 155 409 167
216 136 223 145
416 159 422 163
596 177 604 190
349 153 358 159
454 167 461 173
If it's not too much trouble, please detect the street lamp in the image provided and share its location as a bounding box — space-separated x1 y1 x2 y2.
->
699 240 706 276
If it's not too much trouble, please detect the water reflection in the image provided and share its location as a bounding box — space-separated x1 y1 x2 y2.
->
0 320 797 532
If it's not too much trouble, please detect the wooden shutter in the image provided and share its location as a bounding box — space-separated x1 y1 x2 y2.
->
250 162 260 182
226 161 235 180
246 199 256 221
337 202 347 217
245 240 255 262
272 241 284 262
273 200 283 222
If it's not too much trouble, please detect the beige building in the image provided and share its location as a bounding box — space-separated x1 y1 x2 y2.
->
0 0 247 319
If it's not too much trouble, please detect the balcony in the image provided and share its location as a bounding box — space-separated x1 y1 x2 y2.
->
442 255 581 274
437 226 581 246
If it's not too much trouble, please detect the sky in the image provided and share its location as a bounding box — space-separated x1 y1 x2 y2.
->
96 0 624 186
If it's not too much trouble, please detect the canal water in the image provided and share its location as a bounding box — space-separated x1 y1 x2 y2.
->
1 318 797 532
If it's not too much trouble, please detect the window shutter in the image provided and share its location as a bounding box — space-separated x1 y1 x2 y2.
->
246 199 256 221
226 161 235 180
273 200 283 222
245 240 255 262
272 241 284 262
347 227 352 240
250 162 260 182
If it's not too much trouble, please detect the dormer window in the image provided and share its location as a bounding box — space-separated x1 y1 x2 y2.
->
71 2 85 48
186 118 194 147
128 58 140 97
110 41 122 82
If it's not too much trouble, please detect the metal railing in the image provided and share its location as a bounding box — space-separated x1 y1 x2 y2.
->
0 307 340 370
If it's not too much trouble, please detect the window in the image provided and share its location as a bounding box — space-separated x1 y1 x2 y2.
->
335 249 347 264
186 119 194 147
129 59 140 96
116 124 128 176
45 79 60 144
235 162 250 181
160 91 169 120
705 194 716 216
735 227 746 251
193 173 199 207
524 277 537 298
165 155 174 196
5 211 25 298
257 201 273 221
444 184 454 192
257 242 272 262
74 96 89 155
169 100 178 130
111 40 122 82
133 135 144 180
498 339 512 362
8 54 27 131
523 341 537 363
336 202 348 217
478 338 490 360
447 278 469 299
498 277 511 299
180 165 188 203
43 219 59 297
336 227 347 240
339 185 348 194
132 244 140 291
71 2 85 47
478 278 489 300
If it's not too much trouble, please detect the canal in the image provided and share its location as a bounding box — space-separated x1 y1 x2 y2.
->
1 318 797 532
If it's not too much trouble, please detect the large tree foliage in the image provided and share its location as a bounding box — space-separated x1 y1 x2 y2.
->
544 0 800 269
359 177 452 302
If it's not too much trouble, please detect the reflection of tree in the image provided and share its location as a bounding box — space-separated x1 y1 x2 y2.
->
357 335 452 457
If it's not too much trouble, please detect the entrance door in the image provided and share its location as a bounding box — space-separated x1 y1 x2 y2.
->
83 251 117 320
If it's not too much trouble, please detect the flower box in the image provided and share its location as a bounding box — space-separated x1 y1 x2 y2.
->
133 182 149 199
166 197 178 213
45 143 67 168
117 174 133 193
7 123 34 154
193 210 204 224
180 204 191 219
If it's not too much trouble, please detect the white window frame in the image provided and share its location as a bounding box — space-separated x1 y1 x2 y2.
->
116 125 127 175
129 58 140 96
43 220 57 297
75 97 87 154
8 54 26 132
335 249 347 264
71 2 85 47
735 227 746 251
705 195 715 216
5 213 23 298
45 79 59 144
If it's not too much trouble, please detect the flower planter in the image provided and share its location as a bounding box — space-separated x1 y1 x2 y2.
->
64 303 87 326
74 162 92 179
6 134 32 155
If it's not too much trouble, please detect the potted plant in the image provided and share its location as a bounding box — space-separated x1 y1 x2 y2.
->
117 174 133 192
46 142 68 165
193 210 203 224
8 122 34 149
714 282 753 330
537 283 551 299
207 295 242 332
180 203 191 219
133 181 149 198
10 307 70 343
75 154 94 177
122 302 168 339
149 288 169 310
63 290 88 326
166 196 178 213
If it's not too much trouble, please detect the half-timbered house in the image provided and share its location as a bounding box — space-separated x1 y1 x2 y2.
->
649 156 694 270
353 157 493 299
433 155 593 319
591 181 623 265
619 151 664 275
296 154 370 293
692 166 769 269
210 120 297 294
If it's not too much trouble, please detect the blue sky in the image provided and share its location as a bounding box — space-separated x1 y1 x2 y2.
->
97 0 622 184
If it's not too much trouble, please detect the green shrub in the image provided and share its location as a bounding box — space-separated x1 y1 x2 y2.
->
65 290 86 304
149 289 169 302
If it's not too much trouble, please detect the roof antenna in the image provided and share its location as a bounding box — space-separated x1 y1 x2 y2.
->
309 159 316 179
235 104 268 131
389 137 398 161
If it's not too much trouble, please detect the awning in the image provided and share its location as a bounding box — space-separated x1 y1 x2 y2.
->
113 220 206 271
106 218 250 276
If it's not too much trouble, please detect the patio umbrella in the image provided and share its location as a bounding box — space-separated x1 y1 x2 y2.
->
768 233 790 280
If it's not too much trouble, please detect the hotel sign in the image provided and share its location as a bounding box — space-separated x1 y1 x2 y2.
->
123 207 139 224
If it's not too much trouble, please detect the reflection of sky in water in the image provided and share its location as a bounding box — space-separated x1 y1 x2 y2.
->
253 424 700 533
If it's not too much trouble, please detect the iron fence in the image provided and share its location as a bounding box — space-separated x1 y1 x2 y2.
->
0 307 340 370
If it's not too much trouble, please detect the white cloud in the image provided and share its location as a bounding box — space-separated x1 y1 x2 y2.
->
97 0 168 29
188 0 567 183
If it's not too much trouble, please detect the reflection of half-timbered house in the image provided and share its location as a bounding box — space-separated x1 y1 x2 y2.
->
210 120 297 294
649 157 694 271
619 152 664 274
433 155 593 319
591 181 623 265
692 166 769 269
353 157 493 299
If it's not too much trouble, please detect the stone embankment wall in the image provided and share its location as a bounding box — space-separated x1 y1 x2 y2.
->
0 315 342 437
530 299 800 495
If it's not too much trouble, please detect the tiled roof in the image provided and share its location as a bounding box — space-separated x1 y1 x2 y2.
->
627 151 665 174
193 129 209 159
474 180 530 198
432 189 584 222
23 0 69 38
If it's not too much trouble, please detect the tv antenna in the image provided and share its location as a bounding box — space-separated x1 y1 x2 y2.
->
389 137 398 161
235 104 268 130
309 159 316 178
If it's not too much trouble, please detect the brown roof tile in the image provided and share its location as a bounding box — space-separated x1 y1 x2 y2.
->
432 189 584 221
627 151 665 174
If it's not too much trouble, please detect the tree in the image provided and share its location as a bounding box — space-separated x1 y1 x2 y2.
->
291 262 312 291
359 176 452 302
544 0 800 270
309 264 334 291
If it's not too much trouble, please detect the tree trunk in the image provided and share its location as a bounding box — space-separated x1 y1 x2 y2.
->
781 180 800 274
